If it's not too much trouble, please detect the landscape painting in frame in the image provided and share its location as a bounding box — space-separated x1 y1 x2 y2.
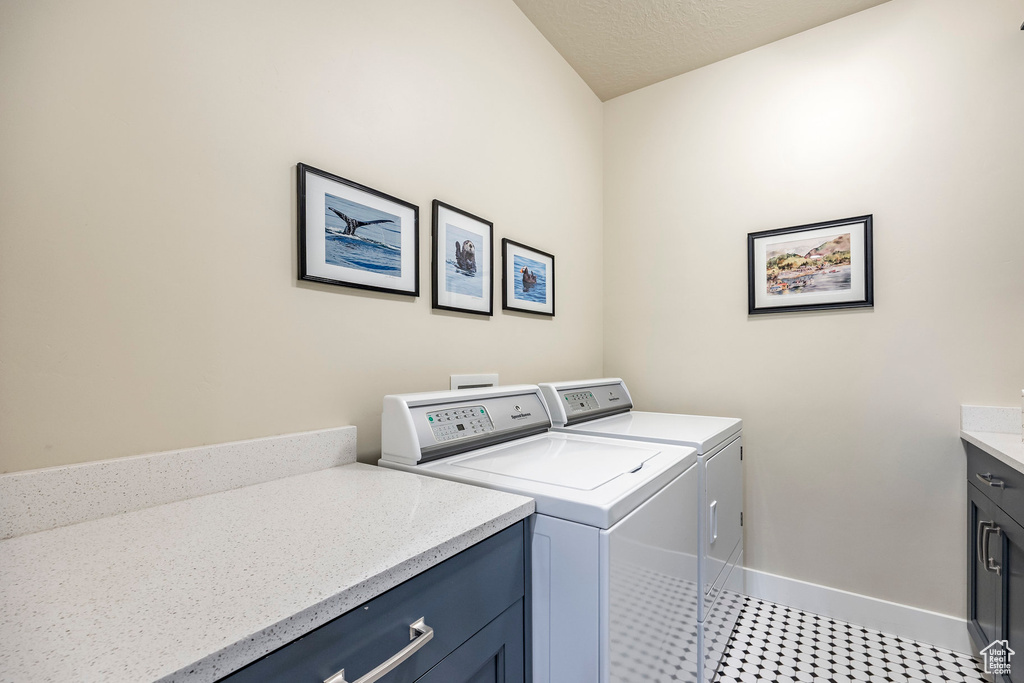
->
432 200 493 316
297 163 418 296
748 215 873 314
502 238 555 316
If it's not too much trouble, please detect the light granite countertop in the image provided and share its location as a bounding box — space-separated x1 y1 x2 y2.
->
0 463 535 683
960 404 1024 475
961 430 1024 474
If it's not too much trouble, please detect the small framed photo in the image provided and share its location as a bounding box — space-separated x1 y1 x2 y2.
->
748 215 873 315
432 200 493 316
502 239 554 316
297 163 419 296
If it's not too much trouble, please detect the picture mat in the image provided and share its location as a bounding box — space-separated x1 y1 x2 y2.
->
752 222 867 310
504 243 553 314
435 204 491 312
303 170 417 292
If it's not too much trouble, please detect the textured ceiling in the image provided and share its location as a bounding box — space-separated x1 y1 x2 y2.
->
512 0 892 100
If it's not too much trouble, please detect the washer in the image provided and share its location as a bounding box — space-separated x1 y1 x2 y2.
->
379 384 702 683
539 378 745 683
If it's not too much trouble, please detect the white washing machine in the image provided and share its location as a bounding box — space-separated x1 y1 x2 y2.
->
539 378 745 683
379 385 703 683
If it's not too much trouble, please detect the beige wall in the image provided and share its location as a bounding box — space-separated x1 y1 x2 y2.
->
603 0 1024 618
4 0 1022 620
0 0 604 473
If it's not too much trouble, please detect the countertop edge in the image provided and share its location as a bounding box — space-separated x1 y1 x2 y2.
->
158 494 535 683
961 430 1024 475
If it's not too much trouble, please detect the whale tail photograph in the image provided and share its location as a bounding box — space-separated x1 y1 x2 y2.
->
323 193 402 276
298 163 418 296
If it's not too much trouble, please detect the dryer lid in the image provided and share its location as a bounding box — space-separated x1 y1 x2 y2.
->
563 411 741 454
452 437 660 490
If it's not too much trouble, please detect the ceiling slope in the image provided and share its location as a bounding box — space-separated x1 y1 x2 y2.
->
513 0 891 101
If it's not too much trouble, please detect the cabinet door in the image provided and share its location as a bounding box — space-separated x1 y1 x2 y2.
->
415 600 525 683
995 512 1023 683
704 438 742 598
969 483 1001 649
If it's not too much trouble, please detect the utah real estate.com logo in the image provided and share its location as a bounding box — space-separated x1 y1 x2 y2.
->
981 639 1015 677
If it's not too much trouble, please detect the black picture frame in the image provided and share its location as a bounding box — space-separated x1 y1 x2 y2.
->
431 200 494 316
297 163 419 296
501 238 555 317
747 215 873 315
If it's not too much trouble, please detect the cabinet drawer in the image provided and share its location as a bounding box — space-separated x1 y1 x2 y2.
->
966 443 1024 523
414 599 525 683
221 521 526 683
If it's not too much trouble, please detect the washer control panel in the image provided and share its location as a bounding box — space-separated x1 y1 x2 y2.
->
427 405 494 442
381 386 551 465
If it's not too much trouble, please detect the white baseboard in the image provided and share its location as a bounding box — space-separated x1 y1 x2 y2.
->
743 568 973 655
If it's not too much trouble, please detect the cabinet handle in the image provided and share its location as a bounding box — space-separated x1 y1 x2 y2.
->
978 520 993 567
984 526 1003 576
976 473 1005 489
324 617 433 683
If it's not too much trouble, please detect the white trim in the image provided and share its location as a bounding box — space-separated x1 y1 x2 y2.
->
743 567 973 655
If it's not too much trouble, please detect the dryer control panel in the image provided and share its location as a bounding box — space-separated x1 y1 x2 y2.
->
562 390 600 415
539 379 634 427
381 385 551 465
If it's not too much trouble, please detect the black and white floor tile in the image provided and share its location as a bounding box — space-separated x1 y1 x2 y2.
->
715 597 989 683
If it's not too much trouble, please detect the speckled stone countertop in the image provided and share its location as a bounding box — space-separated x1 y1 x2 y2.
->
0 464 534 683
961 404 1024 474
961 430 1024 474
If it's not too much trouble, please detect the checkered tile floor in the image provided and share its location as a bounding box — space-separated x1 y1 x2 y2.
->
715 597 989 683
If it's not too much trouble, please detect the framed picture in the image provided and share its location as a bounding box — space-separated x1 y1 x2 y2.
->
748 215 873 315
297 163 418 296
502 239 554 316
432 200 493 316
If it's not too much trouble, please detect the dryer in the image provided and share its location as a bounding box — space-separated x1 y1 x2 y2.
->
539 378 745 683
380 385 702 683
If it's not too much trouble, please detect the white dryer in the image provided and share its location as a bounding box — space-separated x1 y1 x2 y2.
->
379 385 702 683
539 378 745 683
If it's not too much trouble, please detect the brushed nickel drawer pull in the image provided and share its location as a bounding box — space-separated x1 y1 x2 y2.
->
976 473 1005 488
324 617 433 683
985 526 1003 576
978 520 993 566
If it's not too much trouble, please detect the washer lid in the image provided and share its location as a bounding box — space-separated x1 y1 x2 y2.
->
401 432 698 529
453 438 659 490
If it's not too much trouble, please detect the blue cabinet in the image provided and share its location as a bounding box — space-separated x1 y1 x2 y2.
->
966 444 1022 683
415 600 524 683
220 521 529 683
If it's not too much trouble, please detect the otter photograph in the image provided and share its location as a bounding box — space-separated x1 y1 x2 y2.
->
766 233 851 296
513 254 547 303
444 224 483 298
323 192 402 276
